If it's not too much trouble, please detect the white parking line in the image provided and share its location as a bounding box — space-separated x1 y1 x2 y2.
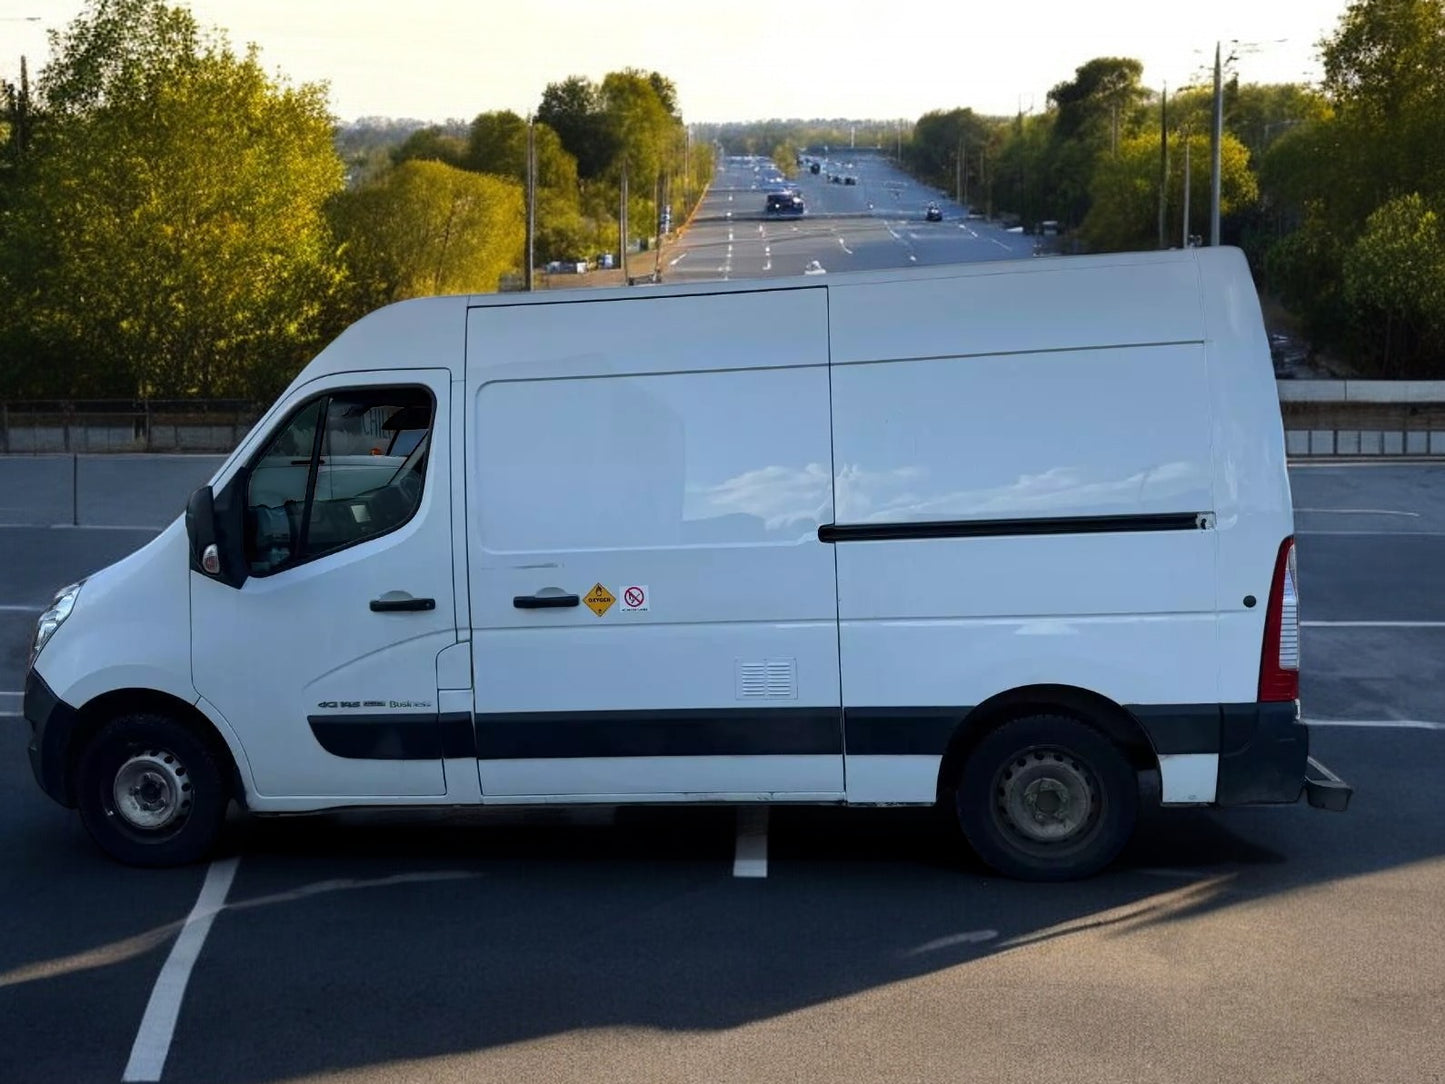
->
123 858 240 1083
1303 620 1445 628
0 604 42 613
0 524 160 532
1296 508 1420 517
1308 718 1445 731
733 807 768 878
0 690 20 719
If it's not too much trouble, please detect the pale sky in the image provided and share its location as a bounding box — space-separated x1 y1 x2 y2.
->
3 0 1345 124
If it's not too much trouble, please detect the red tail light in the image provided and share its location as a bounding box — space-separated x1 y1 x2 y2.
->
1259 537 1300 702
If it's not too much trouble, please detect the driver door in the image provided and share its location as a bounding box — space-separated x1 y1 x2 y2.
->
190 371 458 799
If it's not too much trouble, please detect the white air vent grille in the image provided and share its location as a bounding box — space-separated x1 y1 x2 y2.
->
735 658 798 700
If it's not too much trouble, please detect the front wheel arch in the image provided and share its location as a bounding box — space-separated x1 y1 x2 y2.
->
68 689 247 812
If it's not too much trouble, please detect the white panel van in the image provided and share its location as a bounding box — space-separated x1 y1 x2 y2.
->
23 247 1351 880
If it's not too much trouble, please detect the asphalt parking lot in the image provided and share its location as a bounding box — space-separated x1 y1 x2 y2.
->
2 460 1443 1084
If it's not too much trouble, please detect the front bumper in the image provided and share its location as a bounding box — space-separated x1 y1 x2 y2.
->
24 668 80 808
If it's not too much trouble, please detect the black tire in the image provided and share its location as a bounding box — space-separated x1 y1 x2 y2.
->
76 713 229 868
955 714 1137 881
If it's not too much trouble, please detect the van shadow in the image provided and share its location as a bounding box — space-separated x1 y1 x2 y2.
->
168 723 1432 1084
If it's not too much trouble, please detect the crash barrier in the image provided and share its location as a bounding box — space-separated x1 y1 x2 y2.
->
0 454 226 528
4 383 1445 468
1280 381 1445 457
0 400 259 454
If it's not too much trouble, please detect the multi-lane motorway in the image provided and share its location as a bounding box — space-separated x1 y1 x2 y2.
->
1 166 1443 1082
661 152 1036 284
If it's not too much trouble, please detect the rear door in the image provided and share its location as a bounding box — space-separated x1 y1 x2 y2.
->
465 289 842 799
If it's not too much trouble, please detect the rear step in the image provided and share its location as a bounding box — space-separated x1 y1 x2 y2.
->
1304 756 1353 812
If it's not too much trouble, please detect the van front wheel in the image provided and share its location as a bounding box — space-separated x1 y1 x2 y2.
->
76 714 229 867
955 715 1137 881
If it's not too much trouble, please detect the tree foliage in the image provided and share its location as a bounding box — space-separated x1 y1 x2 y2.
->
0 0 343 399
330 160 524 309
1260 0 1445 373
1082 131 1256 252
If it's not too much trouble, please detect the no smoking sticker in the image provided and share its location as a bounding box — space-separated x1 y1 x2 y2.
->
621 585 649 612
584 583 616 617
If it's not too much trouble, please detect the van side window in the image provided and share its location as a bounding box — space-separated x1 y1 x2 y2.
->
245 387 434 575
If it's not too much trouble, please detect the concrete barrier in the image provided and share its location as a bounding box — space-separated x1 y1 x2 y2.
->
0 454 225 527
1277 380 1445 403
1280 380 1445 457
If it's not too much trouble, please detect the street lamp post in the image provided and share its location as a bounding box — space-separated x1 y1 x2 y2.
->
1210 43 1225 246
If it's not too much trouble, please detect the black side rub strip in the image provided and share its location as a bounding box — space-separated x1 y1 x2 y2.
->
310 712 475 760
474 708 843 760
818 511 1206 543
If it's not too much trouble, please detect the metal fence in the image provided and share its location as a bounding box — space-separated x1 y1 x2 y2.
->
0 400 261 454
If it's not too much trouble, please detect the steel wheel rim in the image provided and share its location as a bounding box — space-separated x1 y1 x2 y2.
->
994 746 1100 848
112 750 193 832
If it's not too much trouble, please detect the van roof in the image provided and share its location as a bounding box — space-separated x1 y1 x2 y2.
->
458 245 1224 310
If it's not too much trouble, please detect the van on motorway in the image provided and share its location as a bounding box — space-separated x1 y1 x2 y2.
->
22 247 1351 879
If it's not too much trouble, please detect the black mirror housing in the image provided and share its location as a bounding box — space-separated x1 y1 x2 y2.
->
185 482 247 589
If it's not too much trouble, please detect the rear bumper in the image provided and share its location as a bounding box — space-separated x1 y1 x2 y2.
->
1215 701 1351 811
24 668 79 808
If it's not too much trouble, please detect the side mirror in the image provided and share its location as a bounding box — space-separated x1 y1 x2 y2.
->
185 483 247 589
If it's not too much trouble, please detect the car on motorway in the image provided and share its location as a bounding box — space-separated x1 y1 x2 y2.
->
23 248 1350 880
766 191 805 215
925 204 944 222
844 176 857 185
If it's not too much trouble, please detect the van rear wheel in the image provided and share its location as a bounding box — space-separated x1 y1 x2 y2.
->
76 713 229 867
955 715 1137 881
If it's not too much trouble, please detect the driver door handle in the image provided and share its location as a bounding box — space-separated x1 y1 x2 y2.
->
370 596 436 613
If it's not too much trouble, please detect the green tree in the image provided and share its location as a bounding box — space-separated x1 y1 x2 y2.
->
537 75 615 180
1260 0 1445 373
0 0 344 399
461 111 587 261
330 159 523 309
1341 193 1445 373
1045 58 1150 226
907 108 992 199
1081 130 1257 252
393 125 467 169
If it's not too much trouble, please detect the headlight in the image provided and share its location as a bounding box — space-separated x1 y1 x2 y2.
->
31 582 83 666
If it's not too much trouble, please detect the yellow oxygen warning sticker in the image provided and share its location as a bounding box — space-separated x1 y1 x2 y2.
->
584 583 616 617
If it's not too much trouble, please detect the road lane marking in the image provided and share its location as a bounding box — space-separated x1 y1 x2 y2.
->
837 238 853 255
668 253 687 266
123 858 240 1083
1308 718 1445 730
1296 508 1420 517
0 603 42 612
0 690 20 719
1303 620 1445 628
1297 530 1445 537
903 929 998 956
733 807 768 878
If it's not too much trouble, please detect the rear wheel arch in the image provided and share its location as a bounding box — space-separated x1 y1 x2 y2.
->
69 689 248 811
936 684 1155 803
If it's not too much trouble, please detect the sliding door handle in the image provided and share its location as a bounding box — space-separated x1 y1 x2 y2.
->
513 593 580 609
